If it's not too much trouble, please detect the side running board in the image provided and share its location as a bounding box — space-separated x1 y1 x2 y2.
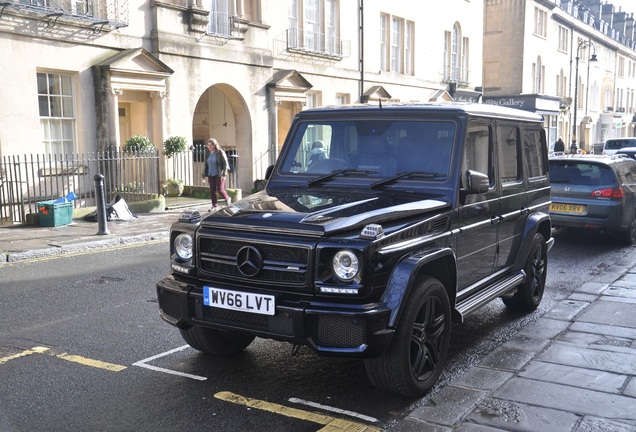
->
455 270 526 321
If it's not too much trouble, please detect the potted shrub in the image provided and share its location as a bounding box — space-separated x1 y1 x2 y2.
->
163 136 187 158
124 135 155 153
166 178 185 197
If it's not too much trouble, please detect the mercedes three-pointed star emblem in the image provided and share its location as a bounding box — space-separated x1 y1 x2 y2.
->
236 246 263 277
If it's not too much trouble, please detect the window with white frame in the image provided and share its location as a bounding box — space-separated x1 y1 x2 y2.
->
590 81 599 110
405 21 413 75
390 17 402 72
534 7 547 38
288 0 341 56
532 57 544 93
618 56 625 78
558 26 568 52
208 0 230 35
462 37 468 77
443 23 469 83
380 14 388 71
37 72 76 155
335 93 350 105
556 69 567 97
380 13 414 74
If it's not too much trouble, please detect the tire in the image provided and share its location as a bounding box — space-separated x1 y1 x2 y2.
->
503 233 547 311
617 211 636 245
364 276 451 397
180 326 255 356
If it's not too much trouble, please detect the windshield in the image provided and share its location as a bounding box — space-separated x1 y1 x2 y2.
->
279 119 455 181
549 161 616 186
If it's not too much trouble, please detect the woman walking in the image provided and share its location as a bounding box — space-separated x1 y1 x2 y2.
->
202 138 231 211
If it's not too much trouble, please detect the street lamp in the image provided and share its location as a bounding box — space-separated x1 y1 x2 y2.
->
572 40 597 153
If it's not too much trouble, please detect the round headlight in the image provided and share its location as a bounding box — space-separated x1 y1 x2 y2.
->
332 250 359 281
174 233 193 260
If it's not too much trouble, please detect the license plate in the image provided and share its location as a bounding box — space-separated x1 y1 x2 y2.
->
550 203 585 214
203 287 275 316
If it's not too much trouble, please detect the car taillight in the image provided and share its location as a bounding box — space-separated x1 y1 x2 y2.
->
591 187 623 198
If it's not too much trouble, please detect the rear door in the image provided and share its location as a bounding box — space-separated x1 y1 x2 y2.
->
456 120 499 289
495 122 526 270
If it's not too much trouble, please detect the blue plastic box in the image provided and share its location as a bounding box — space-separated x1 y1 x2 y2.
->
37 200 73 227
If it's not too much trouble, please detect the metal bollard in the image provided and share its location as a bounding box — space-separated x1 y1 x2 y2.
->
93 174 110 235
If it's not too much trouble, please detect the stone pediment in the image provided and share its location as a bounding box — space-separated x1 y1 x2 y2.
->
268 70 313 102
97 48 173 92
361 85 391 103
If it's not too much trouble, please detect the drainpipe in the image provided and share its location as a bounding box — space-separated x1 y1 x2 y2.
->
359 0 364 102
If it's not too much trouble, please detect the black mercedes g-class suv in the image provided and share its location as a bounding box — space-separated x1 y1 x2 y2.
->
157 103 553 397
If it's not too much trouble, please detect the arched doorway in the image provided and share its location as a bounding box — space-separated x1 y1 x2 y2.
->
192 84 252 192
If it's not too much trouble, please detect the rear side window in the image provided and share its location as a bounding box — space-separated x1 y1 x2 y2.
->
549 162 616 186
605 139 636 150
523 127 547 178
497 125 521 183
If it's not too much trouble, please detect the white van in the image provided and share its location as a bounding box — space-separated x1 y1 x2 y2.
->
603 138 636 155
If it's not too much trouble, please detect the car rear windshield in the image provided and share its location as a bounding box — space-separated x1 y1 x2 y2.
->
605 139 636 150
549 161 616 186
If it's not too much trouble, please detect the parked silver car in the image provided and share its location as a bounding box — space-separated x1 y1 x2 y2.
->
615 147 636 160
549 154 636 245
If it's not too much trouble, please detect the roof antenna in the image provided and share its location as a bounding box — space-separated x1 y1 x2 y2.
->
379 98 383 109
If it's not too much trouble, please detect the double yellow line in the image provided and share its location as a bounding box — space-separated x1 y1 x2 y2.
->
0 346 126 372
215 391 382 432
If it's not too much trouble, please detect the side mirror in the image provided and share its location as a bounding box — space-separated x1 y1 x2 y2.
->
265 165 274 180
465 170 490 194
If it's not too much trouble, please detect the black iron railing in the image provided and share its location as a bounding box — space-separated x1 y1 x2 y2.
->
0 148 159 224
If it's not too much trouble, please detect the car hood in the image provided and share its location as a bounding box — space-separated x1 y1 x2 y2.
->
200 189 450 237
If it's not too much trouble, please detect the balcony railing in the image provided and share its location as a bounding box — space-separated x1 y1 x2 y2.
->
440 66 470 85
284 27 350 59
207 10 238 38
0 0 129 31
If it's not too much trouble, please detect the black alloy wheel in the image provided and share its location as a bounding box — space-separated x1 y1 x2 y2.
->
364 276 451 397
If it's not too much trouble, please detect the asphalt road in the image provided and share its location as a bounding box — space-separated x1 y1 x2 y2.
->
0 231 632 431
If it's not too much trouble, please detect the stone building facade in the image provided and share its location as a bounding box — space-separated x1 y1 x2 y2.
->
0 0 484 192
483 0 636 153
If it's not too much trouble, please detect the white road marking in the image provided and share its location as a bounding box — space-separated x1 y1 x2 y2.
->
132 345 207 381
288 397 379 423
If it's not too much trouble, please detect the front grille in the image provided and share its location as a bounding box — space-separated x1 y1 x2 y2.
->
198 236 310 286
308 315 364 348
192 297 294 336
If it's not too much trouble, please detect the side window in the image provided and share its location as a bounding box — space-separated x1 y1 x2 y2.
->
498 125 521 183
523 127 547 178
462 123 493 187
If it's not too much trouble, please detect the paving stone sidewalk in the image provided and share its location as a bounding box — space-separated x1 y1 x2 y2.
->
390 252 636 432
0 197 210 263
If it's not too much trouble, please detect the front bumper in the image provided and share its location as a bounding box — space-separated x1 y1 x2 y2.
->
156 275 394 358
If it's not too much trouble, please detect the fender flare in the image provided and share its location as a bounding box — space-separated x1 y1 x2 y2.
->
513 211 552 269
381 247 457 328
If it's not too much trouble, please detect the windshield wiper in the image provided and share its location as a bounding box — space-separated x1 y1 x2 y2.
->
370 171 446 189
550 179 571 183
307 169 378 186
